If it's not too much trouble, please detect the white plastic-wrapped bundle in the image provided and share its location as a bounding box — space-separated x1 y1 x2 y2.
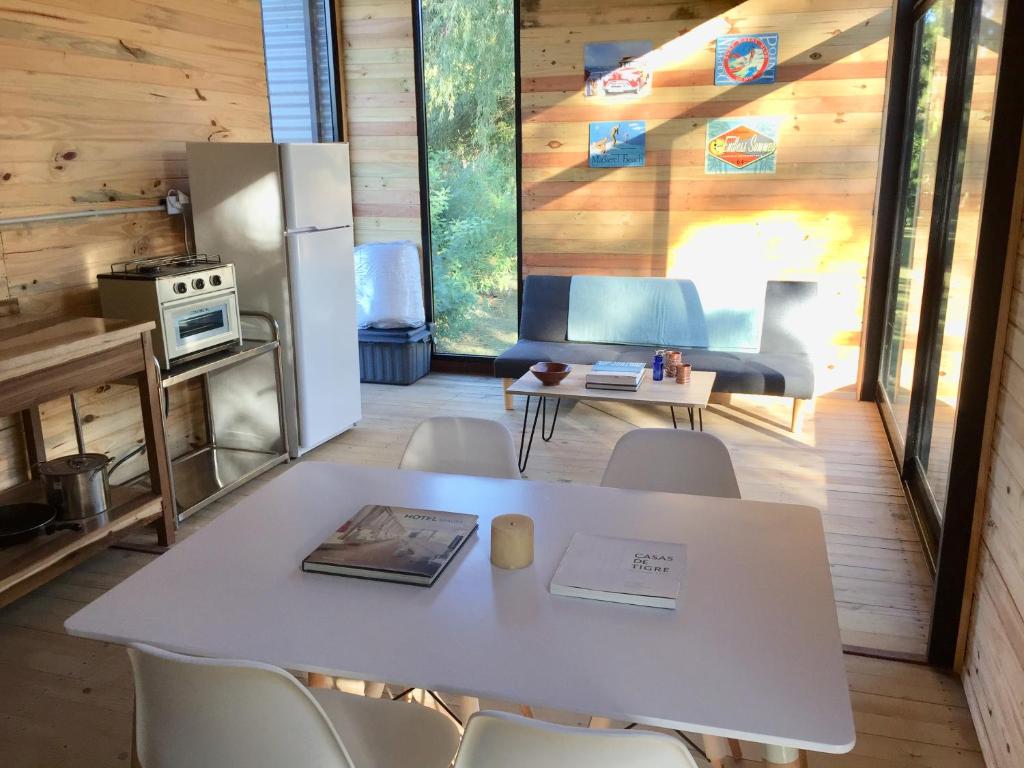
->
354 240 426 329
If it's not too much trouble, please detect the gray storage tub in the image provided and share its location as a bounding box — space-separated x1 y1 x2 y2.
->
358 324 432 385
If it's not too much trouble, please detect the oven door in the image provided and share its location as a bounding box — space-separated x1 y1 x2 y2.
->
160 290 240 365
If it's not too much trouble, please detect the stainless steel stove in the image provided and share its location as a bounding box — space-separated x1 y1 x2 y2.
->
98 254 241 369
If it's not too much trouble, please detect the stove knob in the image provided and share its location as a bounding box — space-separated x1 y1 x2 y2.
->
173 282 187 295
210 274 222 287
192 278 205 290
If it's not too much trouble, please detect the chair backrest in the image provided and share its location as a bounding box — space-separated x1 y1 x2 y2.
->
601 429 740 498
127 643 353 768
400 417 521 479
453 711 699 768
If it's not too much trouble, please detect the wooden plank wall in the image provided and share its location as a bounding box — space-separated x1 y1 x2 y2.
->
338 0 423 247
0 0 272 487
961 158 1024 768
520 0 893 392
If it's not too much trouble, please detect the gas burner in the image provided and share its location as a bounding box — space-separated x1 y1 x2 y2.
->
107 254 222 280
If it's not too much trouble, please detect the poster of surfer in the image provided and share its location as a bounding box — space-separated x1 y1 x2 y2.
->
705 117 779 175
584 40 653 98
589 121 646 168
714 33 779 85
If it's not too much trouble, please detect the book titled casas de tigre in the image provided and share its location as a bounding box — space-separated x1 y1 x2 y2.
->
302 505 478 586
550 533 686 609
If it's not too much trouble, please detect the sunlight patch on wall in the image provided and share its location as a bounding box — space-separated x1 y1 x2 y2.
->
667 211 862 393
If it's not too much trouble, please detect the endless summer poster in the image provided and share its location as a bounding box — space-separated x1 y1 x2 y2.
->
705 117 779 174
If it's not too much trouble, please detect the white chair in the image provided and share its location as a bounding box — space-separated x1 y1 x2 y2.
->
598 429 743 761
127 642 460 768
601 429 740 498
400 416 520 479
393 416 519 712
453 711 699 768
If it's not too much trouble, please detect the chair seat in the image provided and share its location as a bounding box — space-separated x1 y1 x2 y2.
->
309 688 460 768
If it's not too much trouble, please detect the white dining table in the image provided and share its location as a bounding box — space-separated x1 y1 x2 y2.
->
65 462 854 762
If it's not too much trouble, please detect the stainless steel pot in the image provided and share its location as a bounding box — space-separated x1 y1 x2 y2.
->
38 453 111 522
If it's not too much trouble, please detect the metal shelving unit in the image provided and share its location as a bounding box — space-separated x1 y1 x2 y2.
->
161 311 290 521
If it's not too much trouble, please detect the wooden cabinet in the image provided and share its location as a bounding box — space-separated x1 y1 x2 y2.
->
0 318 175 608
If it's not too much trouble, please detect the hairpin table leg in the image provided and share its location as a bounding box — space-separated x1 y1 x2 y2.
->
540 397 561 442
518 395 544 473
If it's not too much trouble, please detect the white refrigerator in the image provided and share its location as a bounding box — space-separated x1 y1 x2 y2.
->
186 142 360 457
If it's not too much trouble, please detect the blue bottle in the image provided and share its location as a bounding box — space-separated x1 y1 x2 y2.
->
653 350 665 381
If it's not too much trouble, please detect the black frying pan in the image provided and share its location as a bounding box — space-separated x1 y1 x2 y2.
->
0 503 57 547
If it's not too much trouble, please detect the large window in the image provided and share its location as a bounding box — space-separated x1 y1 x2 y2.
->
877 0 1009 527
261 0 339 142
920 0 1007 515
417 0 518 356
879 0 954 450
870 0 1020 665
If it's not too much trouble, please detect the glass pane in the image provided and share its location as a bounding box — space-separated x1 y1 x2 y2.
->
879 1 955 445
262 0 336 142
421 0 518 355
921 0 1008 516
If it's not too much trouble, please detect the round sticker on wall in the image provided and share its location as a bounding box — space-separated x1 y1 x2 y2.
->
721 37 772 83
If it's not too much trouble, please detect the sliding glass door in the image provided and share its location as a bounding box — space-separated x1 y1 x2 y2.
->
879 0 955 455
876 0 1009 534
416 0 518 357
916 0 1007 515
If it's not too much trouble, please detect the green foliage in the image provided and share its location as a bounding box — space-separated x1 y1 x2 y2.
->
421 0 517 353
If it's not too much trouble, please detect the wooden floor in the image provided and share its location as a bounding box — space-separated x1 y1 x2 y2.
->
0 373 969 768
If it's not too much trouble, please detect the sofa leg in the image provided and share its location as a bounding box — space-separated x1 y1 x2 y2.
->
503 378 514 410
791 398 810 433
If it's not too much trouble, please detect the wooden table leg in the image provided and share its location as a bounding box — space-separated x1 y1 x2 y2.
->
308 672 333 689
704 735 729 768
20 406 45 478
136 335 174 547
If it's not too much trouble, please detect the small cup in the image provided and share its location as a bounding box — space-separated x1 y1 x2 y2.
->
665 351 681 378
676 363 692 384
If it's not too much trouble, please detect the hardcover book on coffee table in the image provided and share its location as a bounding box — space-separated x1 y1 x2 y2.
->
586 360 647 386
302 505 478 586
550 533 686 609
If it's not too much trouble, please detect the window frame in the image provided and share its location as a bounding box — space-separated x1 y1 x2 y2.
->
866 0 1024 666
409 0 523 367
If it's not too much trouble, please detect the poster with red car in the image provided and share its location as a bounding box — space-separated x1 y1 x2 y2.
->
584 40 653 98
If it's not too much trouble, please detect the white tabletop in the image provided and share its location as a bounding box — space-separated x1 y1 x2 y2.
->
66 463 853 753
506 366 716 408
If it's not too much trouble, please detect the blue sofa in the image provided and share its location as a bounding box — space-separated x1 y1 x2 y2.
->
495 275 818 431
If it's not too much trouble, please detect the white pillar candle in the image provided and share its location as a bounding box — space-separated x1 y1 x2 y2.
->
491 514 534 569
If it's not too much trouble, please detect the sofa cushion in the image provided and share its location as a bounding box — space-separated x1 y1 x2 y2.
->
495 340 813 399
567 277 710 348
519 275 571 342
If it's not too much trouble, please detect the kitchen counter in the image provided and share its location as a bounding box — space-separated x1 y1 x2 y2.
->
0 316 173 608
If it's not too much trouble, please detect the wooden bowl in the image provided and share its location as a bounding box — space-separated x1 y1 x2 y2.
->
530 362 572 386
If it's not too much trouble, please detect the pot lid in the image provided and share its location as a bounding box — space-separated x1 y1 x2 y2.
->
39 453 109 475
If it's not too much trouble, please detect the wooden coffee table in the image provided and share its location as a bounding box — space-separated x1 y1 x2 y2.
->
506 365 716 472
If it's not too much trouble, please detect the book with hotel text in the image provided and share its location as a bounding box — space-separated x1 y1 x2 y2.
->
302 505 478 586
